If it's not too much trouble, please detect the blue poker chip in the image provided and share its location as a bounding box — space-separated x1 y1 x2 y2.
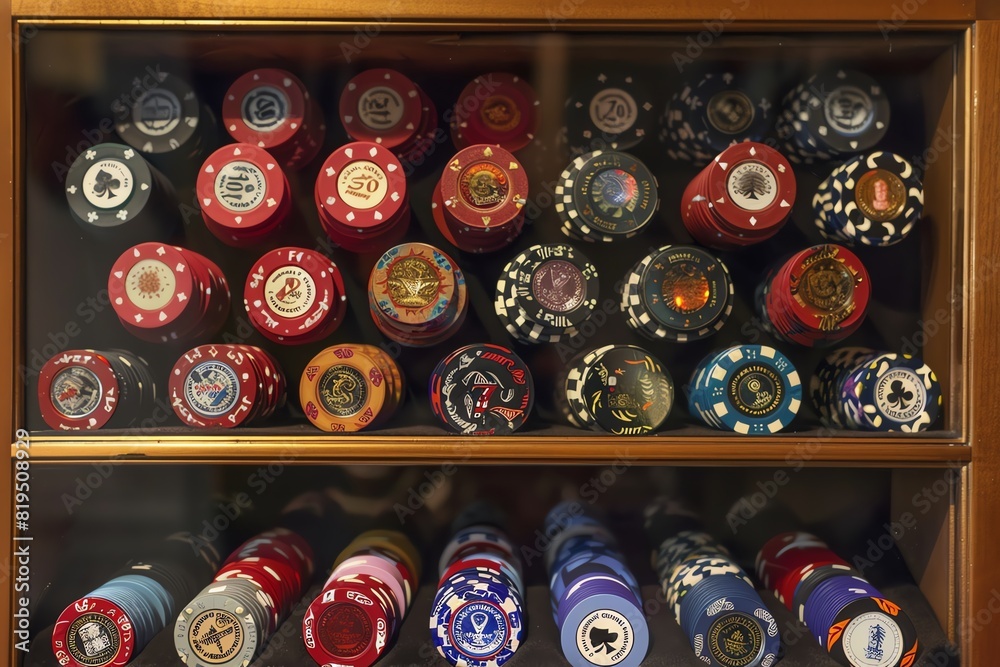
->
680 576 780 667
430 575 525 667
557 585 649 667
688 345 801 434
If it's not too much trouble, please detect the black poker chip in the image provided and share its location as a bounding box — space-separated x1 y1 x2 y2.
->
114 71 205 158
563 71 655 153
564 345 674 435
555 150 659 242
621 245 734 343
64 142 178 242
496 244 599 345
429 344 534 435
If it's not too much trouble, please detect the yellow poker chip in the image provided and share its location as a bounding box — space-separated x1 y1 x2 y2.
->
299 344 398 432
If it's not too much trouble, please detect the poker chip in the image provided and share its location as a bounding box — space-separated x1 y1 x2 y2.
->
175 527 315 667
432 144 529 254
338 68 438 165
620 245 733 342
776 69 890 164
563 71 654 153
169 344 286 428
680 142 796 250
429 344 533 435
559 345 674 434
315 141 411 253
554 150 659 243
108 243 231 345
368 243 467 347
64 142 177 242
223 68 325 171
813 151 923 247
688 345 802 434
495 244 599 345
114 70 206 159
755 244 871 347
811 347 943 432
660 71 777 165
196 142 292 247
544 504 648 667
451 73 539 153
304 530 420 667
300 344 405 432
37 349 157 431
53 534 222 667
243 247 348 345
757 533 919 666
431 517 526 667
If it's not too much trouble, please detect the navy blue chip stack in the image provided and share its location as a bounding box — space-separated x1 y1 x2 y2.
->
645 499 780 667
813 151 924 247
811 347 943 432
660 71 777 165
777 69 890 165
544 502 649 667
52 532 222 667
688 344 802 434
430 522 526 666
757 532 920 667
562 71 655 154
558 345 675 434
620 245 734 343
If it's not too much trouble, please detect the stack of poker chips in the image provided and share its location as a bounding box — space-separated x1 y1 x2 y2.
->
544 502 649 667
314 142 411 253
429 344 534 435
299 344 405 433
755 243 871 347
303 530 421 667
108 243 231 345
757 532 919 667
169 344 286 428
431 144 529 253
555 150 659 242
776 69 890 165
813 151 923 247
430 523 526 666
37 349 157 431
451 72 539 153
196 143 293 247
52 532 221 667
561 70 655 154
368 243 467 347
175 527 317 667
680 141 796 250
64 142 178 245
495 244 599 345
558 345 674 435
114 70 213 166
620 245 734 343
243 247 348 345
811 347 943 432
223 68 325 171
660 70 777 165
688 344 802 434
338 68 438 166
645 501 781 667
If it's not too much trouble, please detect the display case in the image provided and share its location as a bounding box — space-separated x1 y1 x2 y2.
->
4 1 998 666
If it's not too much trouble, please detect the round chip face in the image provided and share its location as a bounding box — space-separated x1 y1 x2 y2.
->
317 601 374 658
38 351 121 431
300 345 402 432
49 366 104 419
823 84 875 137
706 90 755 135
565 72 654 152
568 151 658 238
183 360 241 418
579 346 674 435
215 161 269 213
116 71 200 154
223 69 306 150
439 144 528 233
55 601 129 667
449 599 511 660
339 69 423 149
65 144 154 228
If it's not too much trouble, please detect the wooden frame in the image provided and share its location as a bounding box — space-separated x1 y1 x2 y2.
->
3 2 997 666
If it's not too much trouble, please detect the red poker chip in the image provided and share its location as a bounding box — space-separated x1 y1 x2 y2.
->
109 243 197 331
438 144 528 231
303 581 395 667
451 73 539 153
339 69 424 151
197 143 291 246
53 596 137 667
38 351 120 431
224 68 308 151
315 141 409 233
244 247 347 344
231 529 316 577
